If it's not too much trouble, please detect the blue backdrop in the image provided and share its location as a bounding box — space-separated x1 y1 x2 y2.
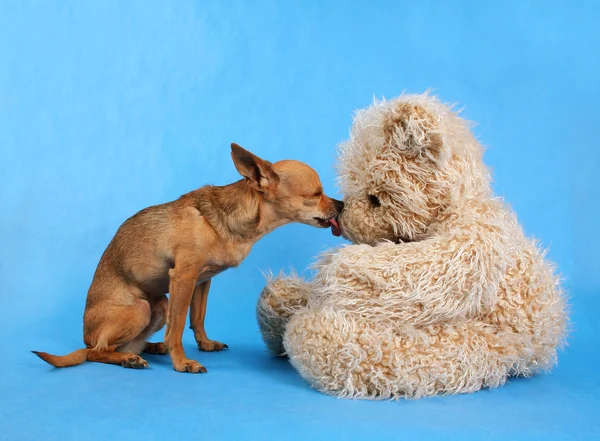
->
1 1 598 440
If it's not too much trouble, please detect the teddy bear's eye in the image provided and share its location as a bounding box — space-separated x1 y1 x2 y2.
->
368 195 381 208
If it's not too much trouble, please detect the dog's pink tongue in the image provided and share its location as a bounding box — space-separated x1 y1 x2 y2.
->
329 218 342 237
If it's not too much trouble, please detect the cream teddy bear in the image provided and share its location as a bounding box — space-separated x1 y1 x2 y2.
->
256 93 567 399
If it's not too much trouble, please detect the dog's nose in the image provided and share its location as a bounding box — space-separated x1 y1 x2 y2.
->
333 199 344 213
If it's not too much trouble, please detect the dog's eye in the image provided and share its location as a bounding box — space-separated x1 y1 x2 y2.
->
368 195 381 208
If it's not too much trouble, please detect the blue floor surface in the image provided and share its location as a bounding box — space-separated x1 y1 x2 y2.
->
2 298 599 441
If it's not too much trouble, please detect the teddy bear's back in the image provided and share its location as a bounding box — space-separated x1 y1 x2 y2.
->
484 233 566 373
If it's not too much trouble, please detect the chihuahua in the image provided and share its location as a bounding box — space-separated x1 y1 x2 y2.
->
33 144 343 373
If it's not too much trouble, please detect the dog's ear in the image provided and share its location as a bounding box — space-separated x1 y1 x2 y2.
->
231 143 279 190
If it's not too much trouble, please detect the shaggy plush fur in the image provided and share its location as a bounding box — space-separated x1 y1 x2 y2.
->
256 93 567 399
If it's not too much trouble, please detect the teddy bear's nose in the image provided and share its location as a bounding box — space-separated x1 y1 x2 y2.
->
334 199 345 213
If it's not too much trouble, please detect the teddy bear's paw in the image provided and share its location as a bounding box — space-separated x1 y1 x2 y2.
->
256 276 311 356
283 308 396 398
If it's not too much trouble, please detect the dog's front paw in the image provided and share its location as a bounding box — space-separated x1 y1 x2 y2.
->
197 339 228 352
121 355 149 369
173 359 207 373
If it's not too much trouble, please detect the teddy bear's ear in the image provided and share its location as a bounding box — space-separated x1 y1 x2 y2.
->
382 102 444 162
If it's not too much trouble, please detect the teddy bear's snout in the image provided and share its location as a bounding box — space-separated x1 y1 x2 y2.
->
333 199 345 214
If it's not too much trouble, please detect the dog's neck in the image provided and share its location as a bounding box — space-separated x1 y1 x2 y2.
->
189 180 288 242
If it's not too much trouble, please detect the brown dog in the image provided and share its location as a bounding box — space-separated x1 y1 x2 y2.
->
33 144 343 373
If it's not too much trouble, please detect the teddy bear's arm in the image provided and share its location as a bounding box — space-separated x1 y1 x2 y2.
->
311 236 507 326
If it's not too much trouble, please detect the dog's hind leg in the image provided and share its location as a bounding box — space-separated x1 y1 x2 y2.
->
84 298 153 369
87 348 149 368
117 295 169 356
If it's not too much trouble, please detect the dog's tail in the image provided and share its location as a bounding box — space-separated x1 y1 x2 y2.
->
32 348 90 368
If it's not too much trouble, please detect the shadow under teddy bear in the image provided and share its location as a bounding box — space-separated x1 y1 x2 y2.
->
256 93 567 400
